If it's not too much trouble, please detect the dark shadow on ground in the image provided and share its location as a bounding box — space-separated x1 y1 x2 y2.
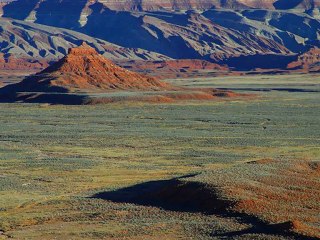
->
221 54 298 70
92 174 231 214
0 92 88 105
92 175 318 239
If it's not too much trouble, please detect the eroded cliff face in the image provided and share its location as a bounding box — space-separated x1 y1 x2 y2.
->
1 0 319 17
0 17 168 68
0 0 319 68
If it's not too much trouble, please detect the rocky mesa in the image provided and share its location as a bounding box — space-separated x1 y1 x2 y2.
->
0 43 243 104
0 42 171 93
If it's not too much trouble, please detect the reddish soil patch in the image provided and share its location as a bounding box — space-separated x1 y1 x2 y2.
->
85 95 175 105
84 89 246 105
227 159 320 238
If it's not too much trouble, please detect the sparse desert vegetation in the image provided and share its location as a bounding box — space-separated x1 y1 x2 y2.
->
0 74 319 239
0 0 319 239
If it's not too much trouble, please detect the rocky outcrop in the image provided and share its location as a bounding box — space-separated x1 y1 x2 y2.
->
0 43 247 104
0 43 171 93
287 48 320 72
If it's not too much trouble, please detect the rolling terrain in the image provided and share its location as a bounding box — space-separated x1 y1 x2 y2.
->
0 1 319 239
0 75 319 239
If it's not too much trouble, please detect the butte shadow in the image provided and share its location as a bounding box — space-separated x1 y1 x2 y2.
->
91 174 232 215
0 42 244 105
91 174 317 240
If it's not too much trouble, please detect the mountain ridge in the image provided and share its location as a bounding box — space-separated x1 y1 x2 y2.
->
0 0 318 70
0 17 170 70
1 0 319 12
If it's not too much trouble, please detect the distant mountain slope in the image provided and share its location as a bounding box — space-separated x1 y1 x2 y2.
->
1 0 319 63
99 0 320 11
0 18 169 69
3 0 317 12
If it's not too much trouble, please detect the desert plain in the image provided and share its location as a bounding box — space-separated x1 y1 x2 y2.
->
0 1 319 238
0 73 319 239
